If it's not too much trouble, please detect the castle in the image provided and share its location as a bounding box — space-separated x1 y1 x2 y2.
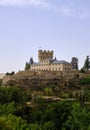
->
30 50 78 72
3 50 90 86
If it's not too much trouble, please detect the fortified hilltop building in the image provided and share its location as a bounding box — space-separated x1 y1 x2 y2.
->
30 49 78 72
3 50 90 87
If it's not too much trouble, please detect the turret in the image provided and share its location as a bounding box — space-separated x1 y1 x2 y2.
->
38 49 53 62
71 57 78 70
38 50 43 62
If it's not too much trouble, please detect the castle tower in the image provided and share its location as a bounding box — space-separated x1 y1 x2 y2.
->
71 57 78 70
38 50 53 62
38 50 43 62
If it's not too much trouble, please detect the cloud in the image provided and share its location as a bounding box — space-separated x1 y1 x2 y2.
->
54 6 76 17
54 5 89 19
78 11 89 19
0 0 49 7
0 0 89 19
0 0 23 6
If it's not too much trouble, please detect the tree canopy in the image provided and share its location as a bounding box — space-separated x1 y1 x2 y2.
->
83 56 90 70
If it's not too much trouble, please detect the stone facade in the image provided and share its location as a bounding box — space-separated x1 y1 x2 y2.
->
0 73 5 79
30 50 72 72
38 50 53 62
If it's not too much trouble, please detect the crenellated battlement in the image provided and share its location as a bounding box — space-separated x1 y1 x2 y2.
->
38 50 53 62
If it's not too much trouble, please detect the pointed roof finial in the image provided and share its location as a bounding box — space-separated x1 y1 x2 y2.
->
54 56 57 61
39 46 42 50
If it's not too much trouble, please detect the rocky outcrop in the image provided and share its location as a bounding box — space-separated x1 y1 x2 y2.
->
3 70 62 90
2 70 88 90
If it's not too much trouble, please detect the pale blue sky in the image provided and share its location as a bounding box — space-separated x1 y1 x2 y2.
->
0 0 90 73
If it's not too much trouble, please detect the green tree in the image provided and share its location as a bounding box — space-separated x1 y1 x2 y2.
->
79 77 90 85
9 87 23 103
0 114 31 130
0 87 26 104
48 101 73 130
80 68 85 73
0 102 16 116
6 71 15 75
0 117 12 130
25 62 30 70
67 103 90 130
83 56 90 70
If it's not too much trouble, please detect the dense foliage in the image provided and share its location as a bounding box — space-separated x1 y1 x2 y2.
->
79 77 90 85
0 86 89 130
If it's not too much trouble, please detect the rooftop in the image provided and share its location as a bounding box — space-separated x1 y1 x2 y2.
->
32 59 70 65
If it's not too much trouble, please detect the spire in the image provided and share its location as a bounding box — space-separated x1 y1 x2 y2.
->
29 57 34 64
54 56 57 61
39 46 42 50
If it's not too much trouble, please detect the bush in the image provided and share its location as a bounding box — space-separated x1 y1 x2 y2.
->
44 88 54 96
79 77 90 85
62 93 69 99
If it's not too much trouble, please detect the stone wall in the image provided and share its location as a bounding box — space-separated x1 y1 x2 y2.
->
0 73 5 79
38 50 53 62
2 70 88 87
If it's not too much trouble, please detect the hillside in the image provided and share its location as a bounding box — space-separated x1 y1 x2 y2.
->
3 70 63 90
